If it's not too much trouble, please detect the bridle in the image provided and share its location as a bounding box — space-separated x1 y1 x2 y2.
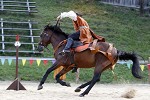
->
38 18 61 52
38 30 53 52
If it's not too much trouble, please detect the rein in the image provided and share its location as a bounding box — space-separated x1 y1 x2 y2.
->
44 17 61 53
56 17 61 27
44 46 51 52
53 40 67 54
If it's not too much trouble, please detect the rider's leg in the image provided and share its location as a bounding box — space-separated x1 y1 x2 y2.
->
69 31 80 72
69 31 80 41
60 31 80 72
62 37 74 53
60 31 80 54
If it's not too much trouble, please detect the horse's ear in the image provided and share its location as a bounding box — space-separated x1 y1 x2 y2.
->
44 24 50 30
46 21 51 27
47 22 51 26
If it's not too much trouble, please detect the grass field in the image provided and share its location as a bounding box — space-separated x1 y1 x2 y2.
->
0 0 150 83
34 0 150 59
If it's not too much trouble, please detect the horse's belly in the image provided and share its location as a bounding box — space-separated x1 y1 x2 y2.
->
74 50 95 68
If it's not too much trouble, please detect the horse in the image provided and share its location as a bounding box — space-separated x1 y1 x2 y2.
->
37 24 142 97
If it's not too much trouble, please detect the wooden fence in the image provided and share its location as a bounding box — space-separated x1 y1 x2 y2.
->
0 0 37 13
0 18 40 53
101 0 150 9
0 0 41 54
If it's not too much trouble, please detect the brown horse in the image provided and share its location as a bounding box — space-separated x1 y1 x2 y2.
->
37 24 142 97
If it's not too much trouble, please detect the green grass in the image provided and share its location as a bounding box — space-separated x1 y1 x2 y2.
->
0 0 150 83
33 0 150 59
0 0 150 58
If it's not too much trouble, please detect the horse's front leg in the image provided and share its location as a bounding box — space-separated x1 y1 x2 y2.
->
37 62 59 90
55 67 73 87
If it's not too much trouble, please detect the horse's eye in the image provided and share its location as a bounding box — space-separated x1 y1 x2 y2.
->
44 33 48 36
46 34 49 36
40 35 42 38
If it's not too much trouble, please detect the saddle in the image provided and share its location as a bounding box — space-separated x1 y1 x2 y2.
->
72 39 116 66
72 40 89 52
55 39 116 66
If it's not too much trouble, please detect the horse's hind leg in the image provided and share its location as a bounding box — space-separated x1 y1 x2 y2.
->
37 62 59 90
55 67 73 87
79 72 101 97
79 54 106 97
75 80 92 92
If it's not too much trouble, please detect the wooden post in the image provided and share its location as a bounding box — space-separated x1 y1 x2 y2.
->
7 35 26 90
139 0 144 15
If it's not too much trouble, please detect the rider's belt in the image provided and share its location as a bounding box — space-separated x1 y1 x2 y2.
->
79 26 88 30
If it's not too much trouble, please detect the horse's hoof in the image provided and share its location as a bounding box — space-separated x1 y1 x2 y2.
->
37 85 43 90
79 94 84 97
75 88 81 92
66 83 71 87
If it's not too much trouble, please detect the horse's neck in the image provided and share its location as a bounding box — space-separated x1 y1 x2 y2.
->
50 34 66 51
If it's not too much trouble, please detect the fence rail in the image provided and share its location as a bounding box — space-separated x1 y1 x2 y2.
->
0 18 40 53
101 0 150 9
0 0 37 13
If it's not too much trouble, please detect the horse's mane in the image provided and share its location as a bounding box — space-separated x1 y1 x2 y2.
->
44 25 68 38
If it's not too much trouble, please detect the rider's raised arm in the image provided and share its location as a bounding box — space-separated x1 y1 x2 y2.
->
58 11 77 21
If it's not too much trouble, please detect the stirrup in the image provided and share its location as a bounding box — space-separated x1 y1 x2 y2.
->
59 50 70 55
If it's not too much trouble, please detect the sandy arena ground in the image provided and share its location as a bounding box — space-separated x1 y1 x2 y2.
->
0 81 150 100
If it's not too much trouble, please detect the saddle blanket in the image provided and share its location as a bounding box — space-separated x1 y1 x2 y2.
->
74 44 90 52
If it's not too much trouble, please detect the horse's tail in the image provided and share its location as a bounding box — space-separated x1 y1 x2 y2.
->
117 50 142 79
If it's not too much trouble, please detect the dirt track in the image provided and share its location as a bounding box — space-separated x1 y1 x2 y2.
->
0 81 150 100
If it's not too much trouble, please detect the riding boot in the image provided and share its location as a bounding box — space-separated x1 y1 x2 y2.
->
59 38 73 55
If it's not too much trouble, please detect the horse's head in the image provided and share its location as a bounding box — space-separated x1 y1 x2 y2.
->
37 24 68 52
37 25 54 52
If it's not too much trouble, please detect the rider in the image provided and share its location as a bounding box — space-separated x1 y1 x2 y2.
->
57 10 93 54
57 11 105 72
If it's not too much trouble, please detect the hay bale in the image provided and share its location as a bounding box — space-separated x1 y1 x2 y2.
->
121 88 136 99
